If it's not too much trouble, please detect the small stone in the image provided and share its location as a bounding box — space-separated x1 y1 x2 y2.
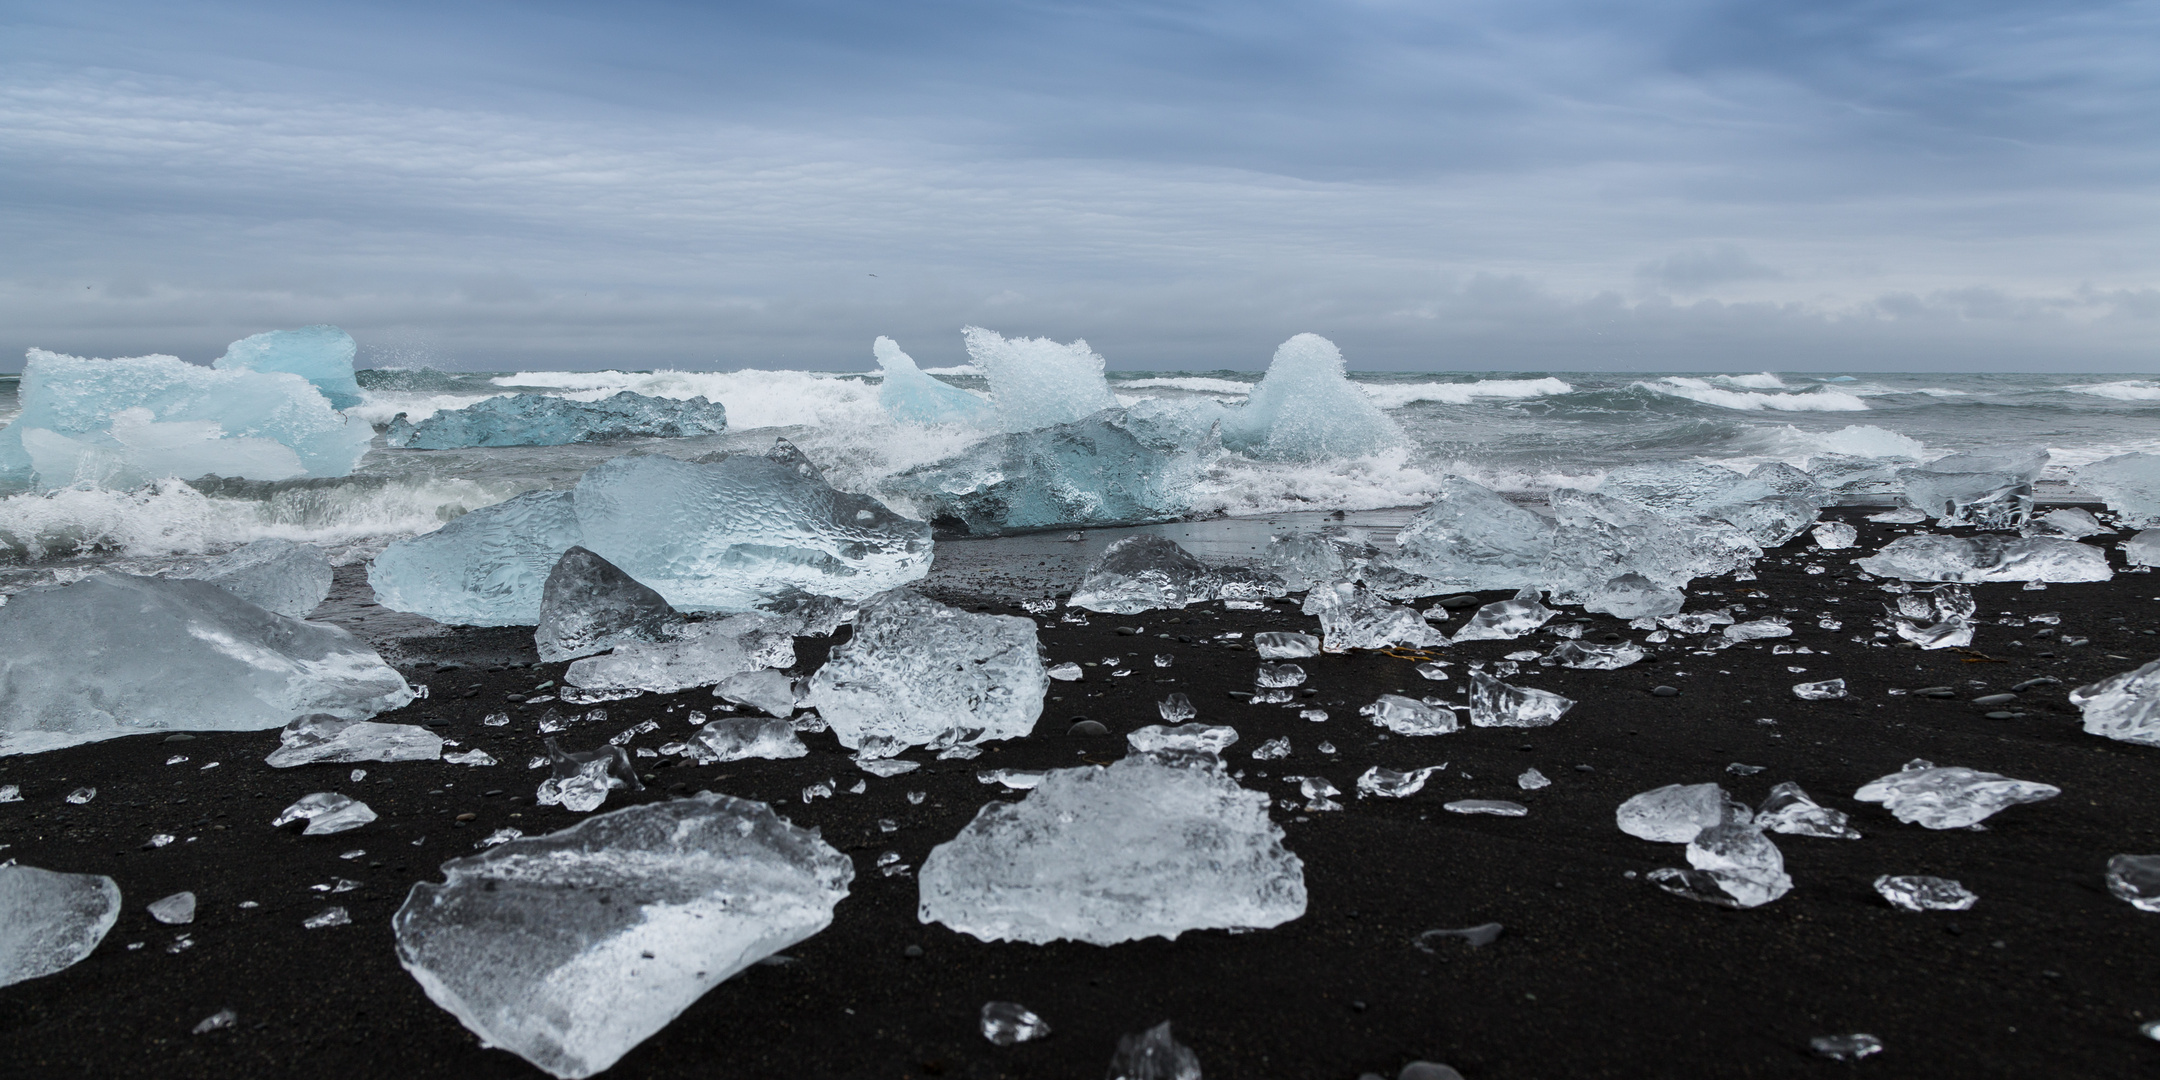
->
1972 693 2016 705
1068 720 1110 736
1651 685 1679 697
191 1008 238 1034
1412 924 1502 952
902 944 924 958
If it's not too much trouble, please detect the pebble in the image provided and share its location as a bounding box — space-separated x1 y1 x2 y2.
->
1985 711 2017 720
902 944 924 958
1651 686 1679 697
1972 693 2016 705
1067 720 1109 736
1435 595 1481 609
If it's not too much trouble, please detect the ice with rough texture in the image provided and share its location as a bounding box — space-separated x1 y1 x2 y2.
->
874 337 993 426
1127 723 1240 755
168 538 334 619
533 546 686 662
1582 572 1686 620
1220 334 1403 461
1468 671 1574 728
1263 528 1392 593
1106 1021 1202 1080
807 590 1046 752
1811 522 1858 549
2070 659 2160 746
370 490 587 626
274 792 377 835
917 753 1307 945
714 670 802 717
147 891 197 925
2077 453 2160 526
1756 782 1860 839
1445 799 1527 816
1254 632 1320 659
1549 639 1644 670
963 326 1120 432
1362 695 1460 736
1616 783 1751 843
2106 854 2160 912
979 1001 1051 1046
1157 693 1197 722
1542 487 1762 602
2031 507 2109 539
1874 875 1977 911
214 325 364 410
1304 582 1445 652
393 793 853 1079
0 574 412 756
576 445 932 612
1856 534 2111 584
1391 476 1555 591
1068 536 1286 614
0 865 121 988
1792 678 1847 701
1518 767 1550 790
1450 590 1554 642
1679 824 1792 908
265 713 443 768
563 614 789 698
1853 759 2060 829
1356 765 1441 798
388 392 726 449
0 341 372 491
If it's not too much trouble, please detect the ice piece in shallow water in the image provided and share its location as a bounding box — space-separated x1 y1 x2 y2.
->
168 538 333 619
1106 1021 1202 1080
1755 782 1860 839
1391 476 1556 592
1253 631 1319 659
2076 452 2160 527
807 590 1044 752
918 753 1306 945
1548 639 1644 670
1811 521 1858 550
0 574 412 756
147 891 196 925
1467 671 1573 728
1874 875 1977 911
533 546 685 662
0 865 121 988
274 792 377 835
1791 678 1846 701
1581 572 1685 620
963 325 1120 433
371 490 586 626
1445 799 1527 817
1158 692 1197 722
1856 534 2110 584
265 713 443 768
1220 334 1404 461
1305 581 1445 652
394 793 852 1080
1517 767 1550 790
1356 766 1440 798
1450 590 1554 642
2106 854 2160 911
1853 759 2059 829
873 337 994 426
713 669 801 717
1361 694 1460 736
1678 824 1791 908
1127 723 1239 755
1810 1034 1883 1062
1616 782 1751 843
214 325 363 410
979 1000 1051 1046
391 392 727 449
2069 659 2160 746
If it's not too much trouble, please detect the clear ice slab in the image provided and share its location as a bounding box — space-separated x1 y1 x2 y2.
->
274 792 377 835
370 490 587 626
1126 723 1240 755
1855 534 2111 584
873 337 993 426
533 546 686 663
1616 782 1751 843
387 391 726 449
1304 582 1445 652
1390 476 1556 592
0 574 413 756
0 864 121 988
1676 823 1791 908
1548 639 1644 670
1896 465 2033 529
1449 590 1554 642
1874 875 1977 911
1356 766 1441 798
1106 1021 1203 1080
534 740 643 814
1253 631 1320 659
1581 572 1685 620
1360 695 1460 736
1219 334 1404 461
2070 659 2160 747
917 753 1307 945
1467 671 1574 728
1853 759 2060 829
393 793 853 1079
1069 536 1286 614
168 538 333 619
563 614 792 698
265 713 443 768
805 590 1046 753
1755 782 1860 839
713 669 803 717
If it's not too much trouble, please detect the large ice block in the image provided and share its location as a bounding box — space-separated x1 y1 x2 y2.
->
1068 535 1287 614
168 537 334 619
563 614 791 698
806 590 1045 751
576 445 932 611
1263 527 1393 593
1392 476 1556 591
370 490 585 626
394 794 852 1079
1220 334 1403 461
1467 670 1574 727
0 864 121 988
963 326 1119 432
1304 581 1445 652
0 574 412 756
917 752 1306 944
2076 453 2160 527
213 325 364 410
1896 468 2031 529
388 392 727 449
534 547 686 663
874 337 994 426
1854 534 2111 583
1542 487 1761 601
265 713 443 768
1853 759 2059 829
2070 659 2160 747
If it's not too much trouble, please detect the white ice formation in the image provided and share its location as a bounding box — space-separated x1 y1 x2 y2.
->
806 590 1046 752
1219 334 1404 461
873 337 993 426
533 546 686 663
1853 759 2060 829
1855 534 2111 584
0 864 121 988
964 326 1120 432
1068 536 1287 614
215 325 364 409
2070 659 2160 746
265 713 444 768
1126 723 1240 755
167 538 334 619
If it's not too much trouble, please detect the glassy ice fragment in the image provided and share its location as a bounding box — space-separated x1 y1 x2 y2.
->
1518 768 1550 790
1305 582 1446 652
977 768 1045 790
394 793 852 1079
1874 875 1977 911
1048 662 1082 681
1722 618 1791 642
1361 694 1460 736
2030 507 2109 539
274 793 378 835
1451 591 1555 642
0 865 120 988
1616 783 1751 843
1897 465 2033 528
806 590 1045 752
192 1008 238 1034
393 392 727 450
564 614 792 698
65 787 95 804
1810 1034 1883 1062
2075 453 2160 527
1128 723 1239 755
1414 662 1450 681
1069 536 1286 614
303 906 350 929
859 758 922 778
168 538 334 619
1106 1020 1203 1080
1391 476 1556 592
685 716 808 765
1294 775 1342 811
370 490 587 626
2105 854 2160 911
2070 659 2160 746
1755 782 1860 839
1548 640 1644 670
1253 632 1319 659
1659 609 1733 635
1467 671 1573 728
1792 679 1847 700
1811 522 1858 549
533 547 685 663
1856 534 2111 583
713 670 802 718
1582 572 1686 621
1682 824 1791 907
1254 663 1306 688
1357 766 1440 798
266 713 444 768
979 1000 1052 1046
444 749 497 766
147 891 196 925
1158 693 1197 722
1444 800 1527 816
1251 737 1290 761
1853 759 2060 829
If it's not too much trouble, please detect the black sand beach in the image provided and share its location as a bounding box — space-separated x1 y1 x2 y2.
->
4 505 2158 1079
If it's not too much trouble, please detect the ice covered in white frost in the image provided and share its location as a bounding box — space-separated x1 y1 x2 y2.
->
964 326 1119 433
874 337 993 426
1616 782 1751 843
807 590 1046 752
371 490 586 626
265 713 443 768
1069 536 1285 614
168 538 334 619
1219 334 1404 461
1468 670 1574 728
1853 759 2060 829
917 753 1307 945
1305 581 1445 652
387 391 725 449
563 614 791 698
1856 534 2111 583
0 574 412 756
533 547 685 663
1450 589 1554 642
215 325 364 410
393 793 853 1080
2070 659 2160 746
2076 453 2160 527
0 864 121 988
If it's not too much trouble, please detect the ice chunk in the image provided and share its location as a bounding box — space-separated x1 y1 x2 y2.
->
1220 334 1404 460
979 1001 1051 1046
394 793 852 1080
1722 618 1792 642
0 865 121 988
917 753 1306 945
371 490 586 626
1755 782 1860 839
1468 671 1573 728
2069 659 2160 746
1356 765 1441 798
1811 522 1858 549
389 392 726 450
576 446 932 612
1542 488 1761 601
1361 694 1460 736
1254 663 1306 688
1444 799 1527 816
1677 823 1791 908
1450 590 1554 642
2106 854 2160 911
1581 573 1685 620
1305 581 1445 652
1249 736 1290 760
873 337 993 426
1157 692 1197 722
274 792 377 835
1792 678 1847 700
1391 476 1556 592
303 906 351 929
806 590 1045 752
1127 723 1239 755
1048 662 1082 681
147 891 197 925
1596 461 1749 510
168 538 333 619
2077 453 2160 526
1810 1034 1883 1062
444 749 497 766
1896 467 2032 528
1106 1021 1202 1080
533 546 686 662
1069 536 1279 614
1548 639 1644 670
562 613 791 698
713 670 802 717
2122 530 2160 567
265 713 443 768
1616 782 1750 843
1659 609 1733 635
1853 759 2060 829
1517 767 1550 790
963 326 1120 432
1263 528 1390 593
1856 534 2111 584
1874 875 1977 911
0 574 412 756
214 325 363 410
2031 507 2109 539
1253 631 1320 659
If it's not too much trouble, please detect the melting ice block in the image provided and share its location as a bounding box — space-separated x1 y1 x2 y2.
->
713 669 802 717
963 325 1120 432
1855 534 2111 583
1467 671 1573 728
214 325 364 410
1549 639 1644 670
394 794 853 1080
1616 782 1750 843
2031 507 2110 539
918 753 1306 945
1254 631 1320 659
1068 536 1285 614
1220 334 1404 461
168 538 334 619
1542 487 1761 601
533 546 685 663
1126 723 1239 755
1392 476 1555 592
0 574 412 756
1305 582 1445 652
388 392 726 449
563 614 791 698
1812 522 1858 549
1896 453 2040 528
806 590 1045 752
874 337 993 426
1650 824 1791 908
266 713 443 768
2069 660 2160 746
371 490 586 626
0 864 121 989
274 792 377 835
1853 759 2059 829
1107 1022 1203 1080
1581 572 1685 620
2076 453 2160 527
2123 530 2160 567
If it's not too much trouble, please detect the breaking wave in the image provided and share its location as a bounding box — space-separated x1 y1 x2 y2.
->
1638 377 1871 412
1360 378 1574 409
2069 380 2160 402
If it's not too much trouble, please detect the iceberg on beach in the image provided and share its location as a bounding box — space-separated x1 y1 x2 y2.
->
370 490 586 626
2076 453 2160 527
167 537 334 619
964 326 1119 432
873 337 993 426
0 574 413 756
214 325 364 410
387 392 726 449
1068 535 1287 614
1220 334 1404 461
1392 476 1556 592
806 590 1045 752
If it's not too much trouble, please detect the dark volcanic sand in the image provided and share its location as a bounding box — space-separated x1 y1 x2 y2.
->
4 506 2160 1079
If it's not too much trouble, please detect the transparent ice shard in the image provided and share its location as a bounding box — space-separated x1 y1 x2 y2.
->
1896 467 2032 529
0 865 120 988
2105 854 2160 911
444 749 497 766
168 538 334 619
1791 678 1847 701
265 713 444 768
1755 782 1860 839
1391 476 1556 592
534 740 641 814
1048 662 1082 681
371 490 587 626
1548 639 1645 670
389 392 727 449
1855 534 2111 584
1450 590 1555 642
1158 693 1198 722
1541 488 1762 602
1356 765 1441 798
1874 875 1977 911
563 614 791 698
1467 671 1574 728
1811 522 1858 550
1721 618 1791 643
1581 572 1685 620
1254 663 1306 689
1263 528 1391 594
65 787 94 804
917 753 1307 945
2070 659 2160 746
806 590 1046 753
1810 1034 1883 1062
2076 452 2160 527
1220 334 1404 461
1444 799 1527 817
1616 782 1751 843
979 1001 1052 1046
146 893 195 927
274 792 378 835
1294 775 1343 811
302 906 351 929
1517 767 1550 790
393 793 853 1080
713 670 802 717
1361 694 1460 736
0 574 413 756
1304 581 1445 652
1253 632 1320 659
873 337 994 426
1674 824 1791 908
533 547 685 663
2030 507 2109 539
1068 536 1287 615
1659 609 1734 635
1853 759 2060 829
1250 737 1291 760
1127 723 1239 755
963 325 1120 433
1106 1021 1202 1080
192 1008 238 1034
1867 506 1929 524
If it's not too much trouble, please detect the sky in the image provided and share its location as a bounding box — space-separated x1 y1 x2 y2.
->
1 0 2155 372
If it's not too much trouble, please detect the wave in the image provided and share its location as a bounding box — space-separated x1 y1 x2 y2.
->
1710 372 1787 390
2069 380 2160 402
1114 376 1256 395
1638 377 1870 413
492 369 885 430
1361 378 1574 409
